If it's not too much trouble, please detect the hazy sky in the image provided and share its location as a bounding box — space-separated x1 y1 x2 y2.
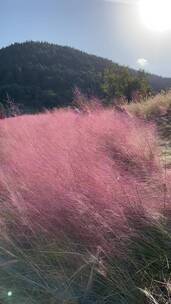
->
1 0 171 76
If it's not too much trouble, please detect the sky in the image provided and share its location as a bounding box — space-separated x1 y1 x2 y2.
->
1 0 171 77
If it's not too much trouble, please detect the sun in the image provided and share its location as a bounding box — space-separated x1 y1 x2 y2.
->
139 0 171 32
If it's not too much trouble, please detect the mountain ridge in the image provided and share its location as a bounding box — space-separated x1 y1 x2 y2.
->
0 41 171 111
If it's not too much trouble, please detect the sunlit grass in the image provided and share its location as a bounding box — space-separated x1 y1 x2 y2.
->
126 90 171 121
126 90 171 169
0 103 170 303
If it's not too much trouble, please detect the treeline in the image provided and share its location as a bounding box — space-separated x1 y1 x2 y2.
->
0 41 171 112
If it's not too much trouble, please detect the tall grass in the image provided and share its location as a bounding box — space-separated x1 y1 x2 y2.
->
126 90 171 169
0 105 170 303
126 90 171 120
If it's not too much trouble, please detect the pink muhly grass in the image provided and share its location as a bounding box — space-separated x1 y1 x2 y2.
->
0 106 166 252
0 104 170 303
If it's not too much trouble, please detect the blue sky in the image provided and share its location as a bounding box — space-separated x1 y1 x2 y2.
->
1 0 171 76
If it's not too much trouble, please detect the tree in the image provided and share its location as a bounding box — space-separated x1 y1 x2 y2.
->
102 67 151 104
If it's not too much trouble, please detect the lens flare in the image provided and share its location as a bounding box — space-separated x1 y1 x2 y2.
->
7 291 13 297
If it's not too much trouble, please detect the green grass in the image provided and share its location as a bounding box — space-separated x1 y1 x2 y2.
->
1 209 171 303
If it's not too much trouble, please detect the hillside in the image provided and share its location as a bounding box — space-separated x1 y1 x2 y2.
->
0 41 171 112
0 41 114 111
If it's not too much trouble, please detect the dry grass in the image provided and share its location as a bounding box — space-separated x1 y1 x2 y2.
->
126 90 171 169
126 90 171 120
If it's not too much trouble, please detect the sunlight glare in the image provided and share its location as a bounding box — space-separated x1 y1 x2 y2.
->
7 291 13 297
139 0 171 32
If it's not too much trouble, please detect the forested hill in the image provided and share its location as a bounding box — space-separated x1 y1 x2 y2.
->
0 41 171 111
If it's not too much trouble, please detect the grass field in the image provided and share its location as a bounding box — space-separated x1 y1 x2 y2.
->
0 95 170 303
